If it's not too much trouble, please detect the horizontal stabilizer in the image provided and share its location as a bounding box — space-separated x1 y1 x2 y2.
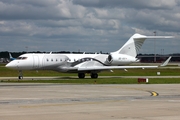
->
134 36 174 39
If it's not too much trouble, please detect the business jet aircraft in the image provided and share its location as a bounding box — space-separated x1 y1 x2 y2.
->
6 33 173 79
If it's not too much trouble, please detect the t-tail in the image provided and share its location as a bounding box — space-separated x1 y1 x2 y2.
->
112 33 173 57
106 33 174 65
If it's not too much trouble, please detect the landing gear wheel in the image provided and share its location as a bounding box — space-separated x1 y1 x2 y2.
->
78 73 85 78
91 73 98 79
18 76 23 79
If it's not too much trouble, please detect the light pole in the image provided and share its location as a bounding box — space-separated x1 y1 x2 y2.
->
163 49 164 55
154 31 156 62
26 46 28 53
161 49 164 55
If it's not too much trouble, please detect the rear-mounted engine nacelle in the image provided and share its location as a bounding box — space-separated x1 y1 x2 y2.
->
106 53 136 65
107 54 113 63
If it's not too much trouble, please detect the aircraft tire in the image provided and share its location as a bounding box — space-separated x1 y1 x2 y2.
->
78 73 85 78
91 73 98 79
18 76 23 79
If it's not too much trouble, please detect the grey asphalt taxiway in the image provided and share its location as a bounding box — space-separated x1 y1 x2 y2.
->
1 83 180 120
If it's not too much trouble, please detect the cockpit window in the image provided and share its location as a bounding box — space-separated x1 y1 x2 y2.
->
22 57 27 60
17 57 22 60
17 57 27 60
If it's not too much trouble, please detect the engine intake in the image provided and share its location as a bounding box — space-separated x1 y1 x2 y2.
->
107 54 113 63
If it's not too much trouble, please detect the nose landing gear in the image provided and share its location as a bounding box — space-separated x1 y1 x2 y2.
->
18 70 23 79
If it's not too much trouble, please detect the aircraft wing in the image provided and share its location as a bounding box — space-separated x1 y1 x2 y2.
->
77 61 157 71
78 65 157 71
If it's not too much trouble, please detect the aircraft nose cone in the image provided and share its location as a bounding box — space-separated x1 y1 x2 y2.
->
6 62 16 69
6 63 12 68
5 63 10 68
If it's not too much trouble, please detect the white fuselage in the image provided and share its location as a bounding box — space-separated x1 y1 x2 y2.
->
6 53 137 72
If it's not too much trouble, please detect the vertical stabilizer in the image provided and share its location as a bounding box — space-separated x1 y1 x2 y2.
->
112 33 147 57
9 53 16 61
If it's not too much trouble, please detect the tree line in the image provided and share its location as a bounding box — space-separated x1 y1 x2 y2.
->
0 51 107 58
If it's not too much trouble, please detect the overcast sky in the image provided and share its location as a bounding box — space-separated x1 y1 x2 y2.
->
0 0 180 54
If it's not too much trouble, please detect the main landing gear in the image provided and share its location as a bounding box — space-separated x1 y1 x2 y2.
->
78 73 98 79
91 73 98 79
78 73 85 78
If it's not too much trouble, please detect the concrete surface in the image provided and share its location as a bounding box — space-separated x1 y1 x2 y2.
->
0 83 180 120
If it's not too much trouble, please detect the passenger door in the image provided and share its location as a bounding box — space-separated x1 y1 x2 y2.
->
33 55 39 69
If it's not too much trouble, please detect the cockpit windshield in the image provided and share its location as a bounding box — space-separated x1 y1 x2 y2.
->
17 57 28 60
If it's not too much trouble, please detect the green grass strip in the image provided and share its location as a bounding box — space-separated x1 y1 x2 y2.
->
1 78 180 84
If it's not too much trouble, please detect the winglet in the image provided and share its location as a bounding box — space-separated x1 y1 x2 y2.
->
160 56 172 67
